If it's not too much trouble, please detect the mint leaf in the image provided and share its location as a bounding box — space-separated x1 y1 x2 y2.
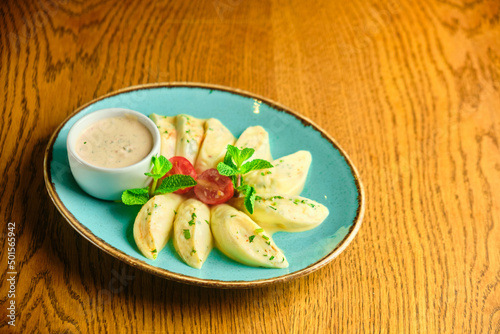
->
239 147 255 164
223 145 239 170
240 159 274 174
121 187 150 205
236 184 250 193
217 162 239 176
218 145 272 213
224 145 255 167
237 184 256 214
155 174 197 194
145 155 172 179
225 145 241 165
244 186 257 214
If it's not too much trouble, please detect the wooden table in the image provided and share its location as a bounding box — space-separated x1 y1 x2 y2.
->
1 0 499 332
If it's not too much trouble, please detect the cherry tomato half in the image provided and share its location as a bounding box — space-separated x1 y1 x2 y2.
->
162 156 197 194
194 169 234 205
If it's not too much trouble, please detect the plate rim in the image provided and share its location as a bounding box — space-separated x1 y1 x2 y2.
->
43 82 365 288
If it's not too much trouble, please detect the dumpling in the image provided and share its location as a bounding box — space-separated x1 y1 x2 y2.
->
150 114 177 158
231 194 329 233
133 193 184 259
173 198 213 269
234 126 272 162
175 114 205 164
195 118 235 174
243 151 312 195
210 204 288 268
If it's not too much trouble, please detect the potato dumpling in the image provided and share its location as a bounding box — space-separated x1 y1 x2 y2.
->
231 194 329 233
234 126 272 162
173 198 213 269
195 118 235 174
210 204 288 268
150 114 177 159
243 151 312 196
175 114 205 164
133 193 184 259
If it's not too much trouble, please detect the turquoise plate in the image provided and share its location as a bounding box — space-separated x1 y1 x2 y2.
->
44 83 364 288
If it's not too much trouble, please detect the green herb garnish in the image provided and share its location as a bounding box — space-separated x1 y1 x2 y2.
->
249 235 255 243
183 229 191 239
216 145 273 214
188 212 197 226
121 155 197 205
121 187 150 205
144 155 171 195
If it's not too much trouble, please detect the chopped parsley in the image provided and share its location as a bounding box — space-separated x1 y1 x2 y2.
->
188 212 197 226
269 256 275 260
255 228 264 233
183 229 191 239
249 235 255 243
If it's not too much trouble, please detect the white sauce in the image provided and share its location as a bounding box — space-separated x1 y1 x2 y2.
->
75 115 153 168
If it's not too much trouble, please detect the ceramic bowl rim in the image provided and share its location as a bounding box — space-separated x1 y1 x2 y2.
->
66 107 161 172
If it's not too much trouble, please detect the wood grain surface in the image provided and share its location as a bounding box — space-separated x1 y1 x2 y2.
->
1 0 499 332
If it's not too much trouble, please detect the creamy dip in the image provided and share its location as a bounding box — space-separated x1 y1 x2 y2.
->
75 115 153 168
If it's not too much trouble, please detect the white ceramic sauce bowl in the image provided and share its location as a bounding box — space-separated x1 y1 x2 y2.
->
67 108 160 201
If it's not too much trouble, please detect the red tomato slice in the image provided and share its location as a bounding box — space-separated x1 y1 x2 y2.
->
162 156 197 194
194 169 234 205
